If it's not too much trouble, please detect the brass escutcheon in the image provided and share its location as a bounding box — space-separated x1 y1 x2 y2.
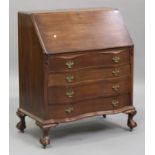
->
112 100 119 107
112 84 120 91
65 107 74 114
66 89 74 98
112 56 120 63
65 60 74 69
66 75 74 83
112 68 120 76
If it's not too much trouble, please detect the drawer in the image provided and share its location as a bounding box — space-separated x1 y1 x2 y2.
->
47 94 131 119
48 76 130 104
48 65 131 86
48 49 130 72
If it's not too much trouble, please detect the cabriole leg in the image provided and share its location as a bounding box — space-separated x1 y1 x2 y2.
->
40 126 50 148
16 110 26 132
36 122 57 148
126 109 137 131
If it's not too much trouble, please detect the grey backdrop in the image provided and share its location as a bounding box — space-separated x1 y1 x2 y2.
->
9 0 145 155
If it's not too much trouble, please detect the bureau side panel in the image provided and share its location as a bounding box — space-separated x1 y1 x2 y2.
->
130 46 134 106
18 13 45 119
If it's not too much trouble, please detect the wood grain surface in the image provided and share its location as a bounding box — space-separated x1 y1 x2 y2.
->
32 9 133 54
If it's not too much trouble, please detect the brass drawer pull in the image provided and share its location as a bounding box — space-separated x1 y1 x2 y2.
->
65 107 74 114
66 75 74 83
112 84 120 91
66 89 74 98
65 60 74 69
112 69 120 76
112 100 119 107
112 56 120 63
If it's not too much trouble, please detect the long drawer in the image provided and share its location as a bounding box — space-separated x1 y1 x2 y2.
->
47 94 131 119
47 76 130 104
48 49 130 72
48 65 130 86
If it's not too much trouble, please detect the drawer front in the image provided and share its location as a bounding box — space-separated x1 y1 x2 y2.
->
48 49 130 72
47 94 130 119
48 76 130 104
48 65 130 86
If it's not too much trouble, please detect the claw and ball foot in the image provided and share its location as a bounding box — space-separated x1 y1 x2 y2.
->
16 110 26 132
126 109 137 131
102 114 106 118
36 122 57 148
40 136 50 149
37 125 51 148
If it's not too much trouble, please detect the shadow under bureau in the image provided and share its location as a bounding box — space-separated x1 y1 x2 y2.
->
16 8 137 148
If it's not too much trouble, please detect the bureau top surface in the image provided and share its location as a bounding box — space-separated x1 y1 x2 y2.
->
20 8 133 54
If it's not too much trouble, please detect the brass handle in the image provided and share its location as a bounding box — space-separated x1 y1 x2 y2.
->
65 60 74 69
66 75 74 83
112 56 120 63
112 100 119 107
112 69 120 76
66 89 74 98
65 107 74 114
112 84 120 91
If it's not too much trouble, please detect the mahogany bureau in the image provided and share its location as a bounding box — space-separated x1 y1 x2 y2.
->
16 8 137 148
